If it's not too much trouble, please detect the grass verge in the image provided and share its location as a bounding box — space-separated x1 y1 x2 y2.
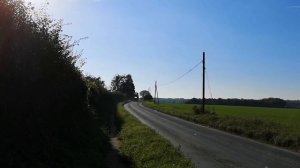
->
144 102 300 152
117 103 195 168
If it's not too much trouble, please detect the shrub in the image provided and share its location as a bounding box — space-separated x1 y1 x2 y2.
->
193 105 214 115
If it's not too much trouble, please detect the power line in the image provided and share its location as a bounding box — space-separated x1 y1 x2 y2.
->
206 69 213 99
160 61 203 87
206 68 217 113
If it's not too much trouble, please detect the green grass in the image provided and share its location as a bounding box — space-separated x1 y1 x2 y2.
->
144 102 300 151
211 105 300 133
117 103 195 168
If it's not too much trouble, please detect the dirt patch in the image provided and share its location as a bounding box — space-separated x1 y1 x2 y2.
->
111 137 122 150
106 137 131 168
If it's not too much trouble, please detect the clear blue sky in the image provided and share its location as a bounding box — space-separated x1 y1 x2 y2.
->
26 0 300 99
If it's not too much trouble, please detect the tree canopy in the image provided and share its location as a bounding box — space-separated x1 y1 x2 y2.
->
140 90 153 101
111 74 136 99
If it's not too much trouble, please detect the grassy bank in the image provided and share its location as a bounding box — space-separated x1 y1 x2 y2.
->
117 103 195 168
144 102 300 152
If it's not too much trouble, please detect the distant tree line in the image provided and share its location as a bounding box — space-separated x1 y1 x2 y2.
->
186 98 287 108
286 100 300 108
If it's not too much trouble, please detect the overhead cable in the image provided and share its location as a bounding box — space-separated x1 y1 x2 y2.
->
160 61 203 87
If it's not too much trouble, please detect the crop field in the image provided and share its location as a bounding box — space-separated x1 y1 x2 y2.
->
144 102 300 151
145 102 300 134
210 105 300 133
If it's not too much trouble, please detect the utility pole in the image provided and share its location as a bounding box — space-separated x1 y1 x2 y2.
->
156 87 159 105
154 81 157 104
202 52 205 113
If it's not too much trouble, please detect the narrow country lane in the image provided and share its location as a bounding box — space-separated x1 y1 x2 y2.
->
124 102 300 168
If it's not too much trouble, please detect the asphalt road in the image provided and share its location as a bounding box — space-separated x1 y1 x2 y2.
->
124 102 300 168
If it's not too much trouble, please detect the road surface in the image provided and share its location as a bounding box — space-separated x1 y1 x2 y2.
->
124 102 300 168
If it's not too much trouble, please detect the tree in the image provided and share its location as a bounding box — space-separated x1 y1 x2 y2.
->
121 74 136 98
185 97 287 108
110 74 124 92
111 74 136 99
186 98 201 104
85 75 105 89
261 98 286 108
140 90 153 101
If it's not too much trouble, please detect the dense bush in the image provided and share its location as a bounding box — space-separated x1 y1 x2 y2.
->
85 76 125 130
192 105 214 115
0 1 110 167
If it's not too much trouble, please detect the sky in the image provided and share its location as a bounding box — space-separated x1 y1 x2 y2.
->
25 0 300 100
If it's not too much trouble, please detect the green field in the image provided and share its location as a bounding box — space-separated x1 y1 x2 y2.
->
144 102 300 151
145 102 300 134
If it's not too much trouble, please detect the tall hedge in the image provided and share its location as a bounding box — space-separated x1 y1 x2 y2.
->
0 1 106 167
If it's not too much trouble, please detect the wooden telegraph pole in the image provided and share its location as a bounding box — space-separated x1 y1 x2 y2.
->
155 81 159 105
154 81 157 104
202 52 205 113
156 88 159 105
